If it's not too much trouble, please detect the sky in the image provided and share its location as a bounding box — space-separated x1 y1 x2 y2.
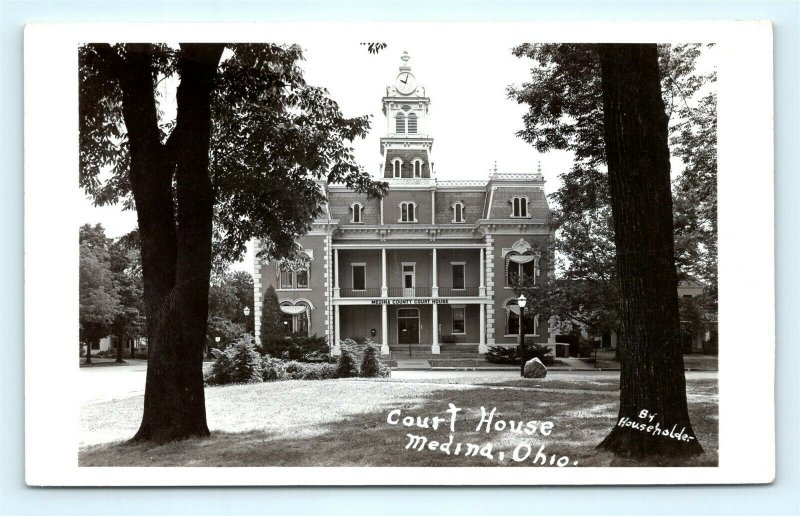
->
80 35 714 273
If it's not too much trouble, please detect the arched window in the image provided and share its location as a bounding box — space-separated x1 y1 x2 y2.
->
407 112 418 134
506 252 537 287
279 300 311 336
399 202 417 222
412 158 423 177
395 113 406 134
511 197 529 218
351 202 363 223
392 158 403 178
452 202 465 223
504 299 538 336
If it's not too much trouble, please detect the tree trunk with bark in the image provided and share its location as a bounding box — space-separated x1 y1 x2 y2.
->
596 44 703 458
115 334 126 363
108 43 224 443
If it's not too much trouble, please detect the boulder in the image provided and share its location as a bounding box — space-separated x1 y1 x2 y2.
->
523 357 547 378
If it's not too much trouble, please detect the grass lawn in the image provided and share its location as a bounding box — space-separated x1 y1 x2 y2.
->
80 373 717 468
585 350 718 371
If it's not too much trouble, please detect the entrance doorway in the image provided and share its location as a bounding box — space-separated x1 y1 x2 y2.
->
397 308 420 344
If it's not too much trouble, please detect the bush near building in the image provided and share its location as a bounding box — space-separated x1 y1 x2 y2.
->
486 341 556 366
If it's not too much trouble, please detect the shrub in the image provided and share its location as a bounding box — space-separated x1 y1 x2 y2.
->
360 345 381 377
485 342 556 366
261 356 288 382
205 335 263 386
281 360 337 380
261 333 329 362
336 349 360 378
520 341 556 367
577 337 596 359
485 345 518 364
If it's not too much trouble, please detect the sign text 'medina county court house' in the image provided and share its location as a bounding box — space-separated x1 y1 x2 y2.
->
254 51 554 358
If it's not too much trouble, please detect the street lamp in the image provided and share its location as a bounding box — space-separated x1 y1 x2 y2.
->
243 306 250 317
518 294 527 377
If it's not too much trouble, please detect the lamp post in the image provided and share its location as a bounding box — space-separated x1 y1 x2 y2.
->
243 306 251 335
518 294 527 377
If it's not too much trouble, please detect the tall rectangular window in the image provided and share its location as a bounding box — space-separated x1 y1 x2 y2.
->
352 264 366 290
452 306 466 334
452 263 465 290
280 269 293 289
295 269 309 289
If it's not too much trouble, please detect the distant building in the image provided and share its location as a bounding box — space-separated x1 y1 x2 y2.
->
254 52 554 358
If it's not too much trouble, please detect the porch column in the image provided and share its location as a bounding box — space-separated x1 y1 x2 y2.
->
333 304 342 355
381 248 388 297
333 248 340 298
432 304 440 354
381 304 389 355
431 248 438 297
479 248 486 297
479 303 487 353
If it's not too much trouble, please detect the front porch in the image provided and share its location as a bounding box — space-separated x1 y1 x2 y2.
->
332 302 489 356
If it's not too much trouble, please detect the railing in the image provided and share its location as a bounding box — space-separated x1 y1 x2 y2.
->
339 288 382 298
438 287 481 297
387 287 432 298
338 286 482 298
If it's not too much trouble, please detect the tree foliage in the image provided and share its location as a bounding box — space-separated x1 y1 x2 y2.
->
508 43 717 333
80 43 387 265
79 224 122 356
79 42 387 442
260 284 286 345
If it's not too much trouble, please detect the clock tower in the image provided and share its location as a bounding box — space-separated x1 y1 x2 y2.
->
381 51 433 180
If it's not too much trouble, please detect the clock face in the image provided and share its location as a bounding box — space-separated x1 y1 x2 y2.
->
395 73 417 95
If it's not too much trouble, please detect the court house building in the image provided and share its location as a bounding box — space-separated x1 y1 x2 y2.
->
254 52 554 357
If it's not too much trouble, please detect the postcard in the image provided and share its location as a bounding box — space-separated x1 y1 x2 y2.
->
24 21 774 485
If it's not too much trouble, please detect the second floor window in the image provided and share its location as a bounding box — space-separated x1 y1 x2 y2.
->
279 267 309 289
400 202 417 222
352 264 366 291
512 197 529 218
451 263 465 290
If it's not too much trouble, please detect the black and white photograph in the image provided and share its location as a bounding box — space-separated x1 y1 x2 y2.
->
22 21 775 485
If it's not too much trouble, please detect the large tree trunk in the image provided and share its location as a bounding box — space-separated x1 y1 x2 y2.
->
115 334 125 363
596 44 703 458
111 43 223 443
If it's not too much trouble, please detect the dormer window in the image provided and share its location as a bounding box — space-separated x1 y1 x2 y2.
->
392 158 403 178
407 112 417 134
399 202 417 223
511 197 529 218
412 158 423 178
395 113 406 134
351 202 363 224
452 202 465 223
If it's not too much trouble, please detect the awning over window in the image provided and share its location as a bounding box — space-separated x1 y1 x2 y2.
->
508 254 536 264
280 305 307 315
505 304 521 315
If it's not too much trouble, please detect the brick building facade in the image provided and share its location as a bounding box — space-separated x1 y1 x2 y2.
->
254 52 555 357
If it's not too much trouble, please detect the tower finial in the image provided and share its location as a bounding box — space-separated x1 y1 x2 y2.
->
400 50 411 71
537 161 542 175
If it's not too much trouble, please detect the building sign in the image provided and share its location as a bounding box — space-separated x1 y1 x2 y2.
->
370 299 450 305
